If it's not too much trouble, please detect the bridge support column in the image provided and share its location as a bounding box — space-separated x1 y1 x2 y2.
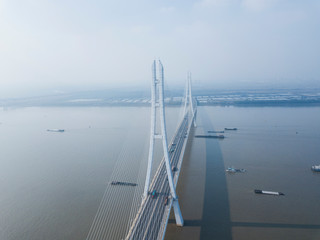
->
143 60 181 205
142 60 196 231
183 72 197 127
172 199 184 226
188 73 196 128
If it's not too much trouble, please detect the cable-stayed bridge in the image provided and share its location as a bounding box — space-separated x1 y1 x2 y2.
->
87 60 197 240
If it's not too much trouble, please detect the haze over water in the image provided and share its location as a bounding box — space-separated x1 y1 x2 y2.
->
1 106 320 239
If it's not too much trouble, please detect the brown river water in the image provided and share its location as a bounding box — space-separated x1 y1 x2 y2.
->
0 106 319 240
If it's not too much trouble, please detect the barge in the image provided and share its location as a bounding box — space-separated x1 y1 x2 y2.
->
47 129 65 132
110 181 137 186
311 165 320 172
254 189 284 196
195 135 225 139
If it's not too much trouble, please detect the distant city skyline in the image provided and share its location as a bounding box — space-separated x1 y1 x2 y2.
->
1 0 320 98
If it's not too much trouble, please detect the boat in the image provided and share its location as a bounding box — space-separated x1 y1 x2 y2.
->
311 165 320 172
254 189 284 196
226 167 246 173
47 129 65 132
195 135 224 139
208 130 224 133
224 128 237 131
110 181 137 186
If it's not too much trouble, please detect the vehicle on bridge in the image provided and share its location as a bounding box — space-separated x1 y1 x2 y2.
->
151 190 157 199
164 196 169 205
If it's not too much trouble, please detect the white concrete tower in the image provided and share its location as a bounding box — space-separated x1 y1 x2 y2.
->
143 60 184 226
183 72 196 127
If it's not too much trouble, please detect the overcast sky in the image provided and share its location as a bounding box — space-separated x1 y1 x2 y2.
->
1 0 320 98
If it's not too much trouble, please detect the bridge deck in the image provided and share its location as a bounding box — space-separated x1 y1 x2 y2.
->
126 113 193 240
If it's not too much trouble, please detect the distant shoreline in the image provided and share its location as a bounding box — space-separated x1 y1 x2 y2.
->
197 100 320 107
1 100 320 108
1 88 320 108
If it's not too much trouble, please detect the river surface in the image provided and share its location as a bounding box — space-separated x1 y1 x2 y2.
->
166 106 320 240
0 106 319 240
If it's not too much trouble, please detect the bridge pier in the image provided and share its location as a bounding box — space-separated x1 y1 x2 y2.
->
173 199 184 226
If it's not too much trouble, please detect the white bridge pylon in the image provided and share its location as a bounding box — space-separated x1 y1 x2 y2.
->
143 60 184 226
183 72 196 127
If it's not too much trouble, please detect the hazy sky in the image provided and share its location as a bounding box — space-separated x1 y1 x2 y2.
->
1 0 320 97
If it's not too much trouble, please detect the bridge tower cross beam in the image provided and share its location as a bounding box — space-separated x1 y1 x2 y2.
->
143 59 184 226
